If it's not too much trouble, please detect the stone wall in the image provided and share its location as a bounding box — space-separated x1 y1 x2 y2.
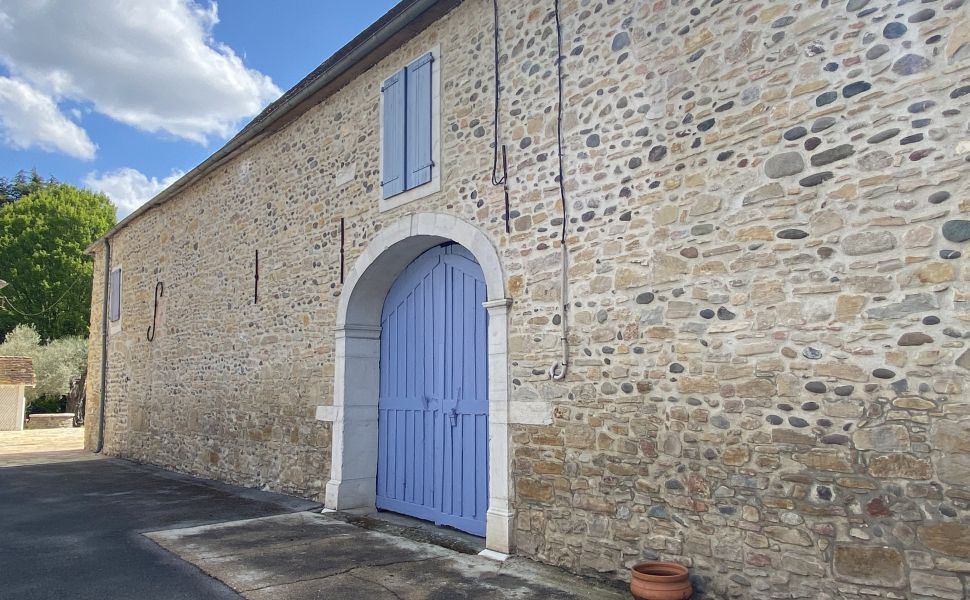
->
87 0 970 597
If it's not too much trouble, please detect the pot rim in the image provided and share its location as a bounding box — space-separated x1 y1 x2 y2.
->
630 561 689 582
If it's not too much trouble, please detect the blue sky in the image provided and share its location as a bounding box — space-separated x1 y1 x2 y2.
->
0 0 397 217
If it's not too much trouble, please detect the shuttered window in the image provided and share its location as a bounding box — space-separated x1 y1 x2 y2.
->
382 52 434 200
405 53 433 190
381 70 406 198
108 268 122 322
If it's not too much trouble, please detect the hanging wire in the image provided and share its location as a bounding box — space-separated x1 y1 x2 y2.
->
0 276 86 318
490 0 506 188
549 0 569 380
490 0 511 233
554 0 567 245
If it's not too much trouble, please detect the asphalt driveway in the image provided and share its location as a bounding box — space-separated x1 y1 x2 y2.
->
0 456 318 600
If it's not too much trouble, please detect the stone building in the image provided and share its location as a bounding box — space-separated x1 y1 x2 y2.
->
85 0 970 597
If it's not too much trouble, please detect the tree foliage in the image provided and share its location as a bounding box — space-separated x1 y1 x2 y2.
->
0 169 52 208
0 324 87 409
0 180 116 340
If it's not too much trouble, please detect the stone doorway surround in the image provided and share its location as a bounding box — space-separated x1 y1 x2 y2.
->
316 212 529 554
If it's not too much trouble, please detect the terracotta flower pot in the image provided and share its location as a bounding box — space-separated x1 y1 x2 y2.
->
629 561 692 600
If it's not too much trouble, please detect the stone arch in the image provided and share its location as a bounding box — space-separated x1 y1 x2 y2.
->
320 212 513 553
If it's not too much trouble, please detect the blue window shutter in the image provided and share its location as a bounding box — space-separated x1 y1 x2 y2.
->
382 69 406 199
405 52 433 190
109 269 121 321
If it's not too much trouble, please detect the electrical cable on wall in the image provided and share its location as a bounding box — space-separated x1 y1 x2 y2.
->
490 0 511 234
549 0 569 381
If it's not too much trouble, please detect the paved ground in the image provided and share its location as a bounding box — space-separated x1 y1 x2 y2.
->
0 454 319 600
0 431 627 599
0 427 92 466
149 512 628 599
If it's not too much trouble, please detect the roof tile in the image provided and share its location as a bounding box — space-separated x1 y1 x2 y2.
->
0 356 36 386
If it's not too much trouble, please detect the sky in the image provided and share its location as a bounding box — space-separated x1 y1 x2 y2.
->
0 0 398 218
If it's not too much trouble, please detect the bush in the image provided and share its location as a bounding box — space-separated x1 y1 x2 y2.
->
0 324 87 411
26 395 66 415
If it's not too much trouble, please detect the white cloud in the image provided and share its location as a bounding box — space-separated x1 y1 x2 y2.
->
0 77 96 159
0 0 280 149
83 167 184 218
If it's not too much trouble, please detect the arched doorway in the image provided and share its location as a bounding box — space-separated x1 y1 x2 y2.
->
377 243 488 535
322 213 513 553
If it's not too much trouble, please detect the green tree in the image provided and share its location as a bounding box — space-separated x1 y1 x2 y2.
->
0 323 87 410
0 169 52 208
0 183 116 340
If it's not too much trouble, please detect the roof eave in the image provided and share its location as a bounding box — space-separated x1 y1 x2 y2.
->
87 0 458 254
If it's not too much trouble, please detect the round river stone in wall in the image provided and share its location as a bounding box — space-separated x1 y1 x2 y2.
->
778 229 809 240
942 220 970 243
898 332 933 346
764 152 804 178
893 54 931 76
611 31 630 51
866 44 889 59
883 22 907 38
873 368 896 379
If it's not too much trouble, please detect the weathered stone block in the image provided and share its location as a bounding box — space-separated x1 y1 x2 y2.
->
918 523 970 558
868 453 932 479
721 446 749 466
853 425 910 452
735 378 776 398
931 420 970 454
833 545 905 586
563 426 595 449
936 453 970 486
794 449 854 473
866 294 939 320
517 479 554 503
843 231 896 256
834 294 865 321
764 526 812 547
909 571 964 600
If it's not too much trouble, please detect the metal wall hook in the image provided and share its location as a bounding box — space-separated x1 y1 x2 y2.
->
147 281 163 342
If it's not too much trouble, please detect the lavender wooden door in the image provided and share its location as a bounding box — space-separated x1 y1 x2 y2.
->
376 243 489 536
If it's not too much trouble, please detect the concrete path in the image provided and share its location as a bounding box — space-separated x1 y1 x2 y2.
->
0 456 318 600
148 511 628 599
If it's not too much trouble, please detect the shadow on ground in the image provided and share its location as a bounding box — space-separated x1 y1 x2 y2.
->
0 457 318 600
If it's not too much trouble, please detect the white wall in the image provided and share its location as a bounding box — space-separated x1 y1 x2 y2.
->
0 384 26 431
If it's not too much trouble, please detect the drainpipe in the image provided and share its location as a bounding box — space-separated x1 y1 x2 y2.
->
95 237 111 453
